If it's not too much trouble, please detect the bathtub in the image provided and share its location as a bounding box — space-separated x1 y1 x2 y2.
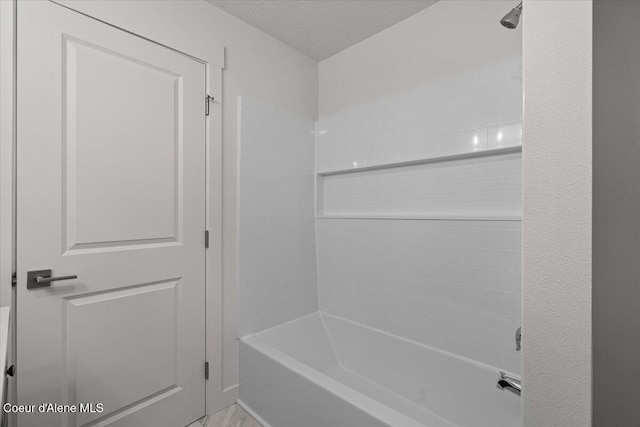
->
239 313 521 427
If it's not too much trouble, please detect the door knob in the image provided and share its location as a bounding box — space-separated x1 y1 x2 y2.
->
27 269 78 289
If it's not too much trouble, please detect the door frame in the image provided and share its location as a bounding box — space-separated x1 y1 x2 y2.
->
0 0 225 422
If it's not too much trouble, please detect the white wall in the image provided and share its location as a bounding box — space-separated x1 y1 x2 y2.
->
237 97 318 337
522 1 592 426
316 0 523 377
26 0 319 410
319 0 521 117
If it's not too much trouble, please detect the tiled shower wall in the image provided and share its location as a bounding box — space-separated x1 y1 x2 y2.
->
316 58 522 172
315 58 523 375
237 97 318 337
316 219 521 374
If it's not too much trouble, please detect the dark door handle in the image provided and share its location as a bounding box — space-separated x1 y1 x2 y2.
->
27 269 78 289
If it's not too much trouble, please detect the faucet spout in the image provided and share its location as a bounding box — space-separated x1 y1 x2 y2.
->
497 371 521 397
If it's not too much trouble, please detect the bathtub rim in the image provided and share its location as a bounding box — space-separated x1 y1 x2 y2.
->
244 311 520 379
240 334 429 427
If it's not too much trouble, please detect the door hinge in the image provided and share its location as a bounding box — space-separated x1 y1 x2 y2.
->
204 361 209 380
6 365 14 377
205 230 209 249
205 95 214 116
11 272 16 288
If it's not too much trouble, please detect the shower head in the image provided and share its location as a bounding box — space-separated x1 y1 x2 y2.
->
500 2 523 29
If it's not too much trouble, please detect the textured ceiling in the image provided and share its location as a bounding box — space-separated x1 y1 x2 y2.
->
207 0 439 61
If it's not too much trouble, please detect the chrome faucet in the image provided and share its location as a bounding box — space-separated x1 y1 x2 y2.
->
515 326 522 351
497 371 521 396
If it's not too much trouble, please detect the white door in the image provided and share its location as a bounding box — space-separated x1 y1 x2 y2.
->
16 2 207 426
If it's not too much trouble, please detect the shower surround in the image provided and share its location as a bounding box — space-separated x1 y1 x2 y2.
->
238 55 522 427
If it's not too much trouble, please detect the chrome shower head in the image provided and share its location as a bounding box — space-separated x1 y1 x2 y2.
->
500 2 523 29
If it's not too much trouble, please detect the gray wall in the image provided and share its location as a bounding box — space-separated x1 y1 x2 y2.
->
593 1 640 424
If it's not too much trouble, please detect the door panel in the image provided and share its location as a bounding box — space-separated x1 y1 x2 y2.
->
65 35 182 249
67 279 180 426
17 2 206 427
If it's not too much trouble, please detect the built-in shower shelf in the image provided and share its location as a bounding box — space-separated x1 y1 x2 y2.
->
316 214 522 221
315 144 522 220
316 144 522 176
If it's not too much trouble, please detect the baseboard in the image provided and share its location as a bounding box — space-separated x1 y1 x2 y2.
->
221 384 238 410
237 400 272 427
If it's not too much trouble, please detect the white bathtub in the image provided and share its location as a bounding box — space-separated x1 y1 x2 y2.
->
239 313 521 427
